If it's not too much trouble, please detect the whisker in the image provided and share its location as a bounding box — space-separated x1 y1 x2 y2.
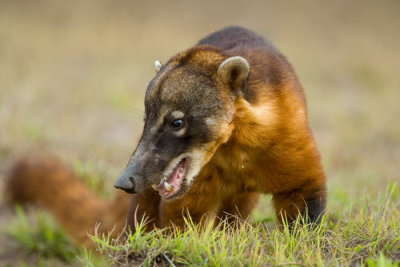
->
115 105 145 120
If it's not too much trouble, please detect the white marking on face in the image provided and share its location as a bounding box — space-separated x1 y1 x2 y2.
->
184 149 208 185
171 110 184 119
174 128 186 137
205 118 216 126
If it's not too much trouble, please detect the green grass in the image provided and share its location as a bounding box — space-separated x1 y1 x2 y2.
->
6 207 109 266
5 184 399 266
85 184 400 266
367 253 400 267
6 206 81 265
7 206 79 262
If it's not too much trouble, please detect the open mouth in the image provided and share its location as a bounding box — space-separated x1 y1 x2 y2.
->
154 157 188 199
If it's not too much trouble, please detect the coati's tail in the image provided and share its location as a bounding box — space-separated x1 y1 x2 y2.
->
5 156 131 248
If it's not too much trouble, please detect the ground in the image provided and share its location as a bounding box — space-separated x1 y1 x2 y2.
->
0 0 399 266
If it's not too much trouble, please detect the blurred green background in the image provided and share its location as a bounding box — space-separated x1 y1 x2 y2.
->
0 0 399 264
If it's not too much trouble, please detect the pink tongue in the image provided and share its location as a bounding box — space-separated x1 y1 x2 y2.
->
158 159 187 198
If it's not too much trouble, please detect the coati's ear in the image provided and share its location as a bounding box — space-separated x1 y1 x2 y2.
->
217 56 249 93
154 60 162 72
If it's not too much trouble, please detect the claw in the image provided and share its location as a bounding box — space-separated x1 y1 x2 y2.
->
151 184 158 191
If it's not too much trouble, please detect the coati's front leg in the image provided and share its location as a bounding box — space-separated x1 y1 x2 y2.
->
158 192 222 229
272 184 327 225
217 192 260 224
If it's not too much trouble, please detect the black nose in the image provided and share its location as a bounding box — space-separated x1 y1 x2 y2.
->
114 175 136 194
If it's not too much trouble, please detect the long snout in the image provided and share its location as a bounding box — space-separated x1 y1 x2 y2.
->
114 164 145 194
114 170 136 193
115 134 164 194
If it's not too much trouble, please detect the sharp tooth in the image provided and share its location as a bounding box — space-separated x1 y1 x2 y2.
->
151 184 158 191
164 181 174 192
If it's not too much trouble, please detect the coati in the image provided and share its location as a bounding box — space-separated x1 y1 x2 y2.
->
6 26 327 247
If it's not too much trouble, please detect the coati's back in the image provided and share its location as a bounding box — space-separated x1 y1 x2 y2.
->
198 26 271 49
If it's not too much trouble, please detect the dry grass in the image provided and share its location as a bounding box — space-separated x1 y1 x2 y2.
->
0 0 399 265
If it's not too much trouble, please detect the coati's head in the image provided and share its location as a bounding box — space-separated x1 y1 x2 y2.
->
114 47 250 199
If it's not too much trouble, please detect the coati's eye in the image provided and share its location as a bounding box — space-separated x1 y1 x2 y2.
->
170 119 184 130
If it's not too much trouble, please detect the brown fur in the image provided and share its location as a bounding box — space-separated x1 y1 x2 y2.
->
5 26 327 247
5 156 131 247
